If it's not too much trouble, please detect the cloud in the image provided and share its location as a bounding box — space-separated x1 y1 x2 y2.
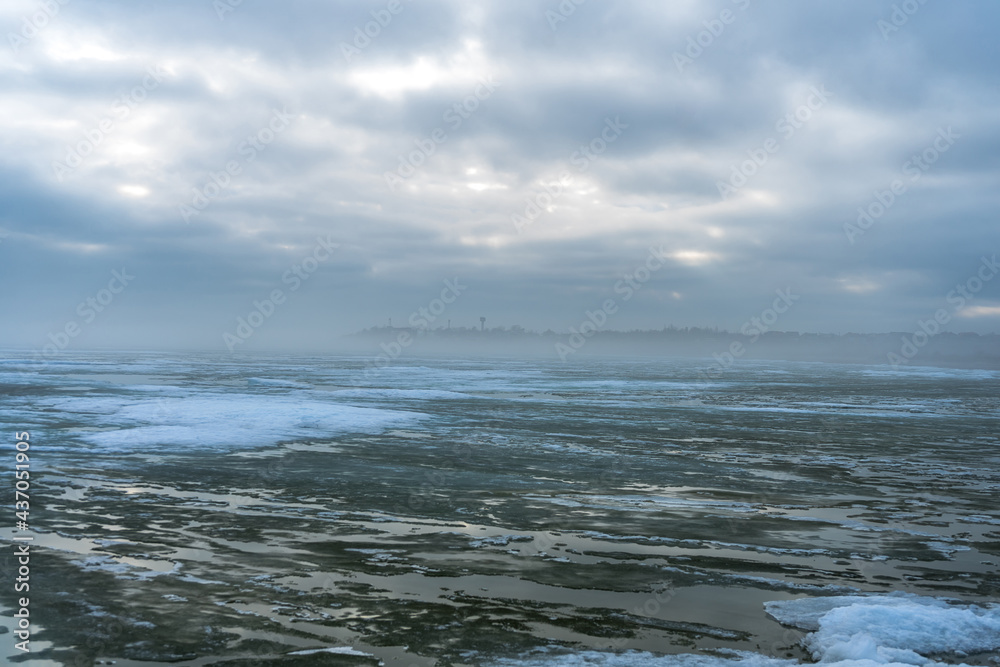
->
959 305 1000 319
1 0 999 352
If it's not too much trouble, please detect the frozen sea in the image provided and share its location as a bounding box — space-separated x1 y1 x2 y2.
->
0 351 998 666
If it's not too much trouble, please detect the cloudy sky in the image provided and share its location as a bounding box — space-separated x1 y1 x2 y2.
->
2 0 998 353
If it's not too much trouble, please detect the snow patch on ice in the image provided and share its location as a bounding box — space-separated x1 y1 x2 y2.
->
72 554 173 580
288 646 375 657
38 393 427 451
470 534 534 548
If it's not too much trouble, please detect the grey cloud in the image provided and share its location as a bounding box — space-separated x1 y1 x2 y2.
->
2 0 999 355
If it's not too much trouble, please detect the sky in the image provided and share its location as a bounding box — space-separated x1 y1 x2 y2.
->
1 0 999 354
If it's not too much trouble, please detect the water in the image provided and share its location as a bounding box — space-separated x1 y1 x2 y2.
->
0 352 998 666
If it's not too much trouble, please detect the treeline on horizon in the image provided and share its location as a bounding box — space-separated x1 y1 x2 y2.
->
351 323 997 339
347 325 1000 369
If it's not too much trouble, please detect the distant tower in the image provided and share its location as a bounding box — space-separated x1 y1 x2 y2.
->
447 319 451 329
388 318 392 328
480 317 486 331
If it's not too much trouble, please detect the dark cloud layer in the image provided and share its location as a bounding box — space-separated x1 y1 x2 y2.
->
1 0 998 354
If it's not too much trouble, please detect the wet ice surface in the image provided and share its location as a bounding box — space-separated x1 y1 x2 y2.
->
0 352 998 666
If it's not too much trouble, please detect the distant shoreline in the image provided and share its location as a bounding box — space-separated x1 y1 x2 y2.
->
346 326 1000 371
